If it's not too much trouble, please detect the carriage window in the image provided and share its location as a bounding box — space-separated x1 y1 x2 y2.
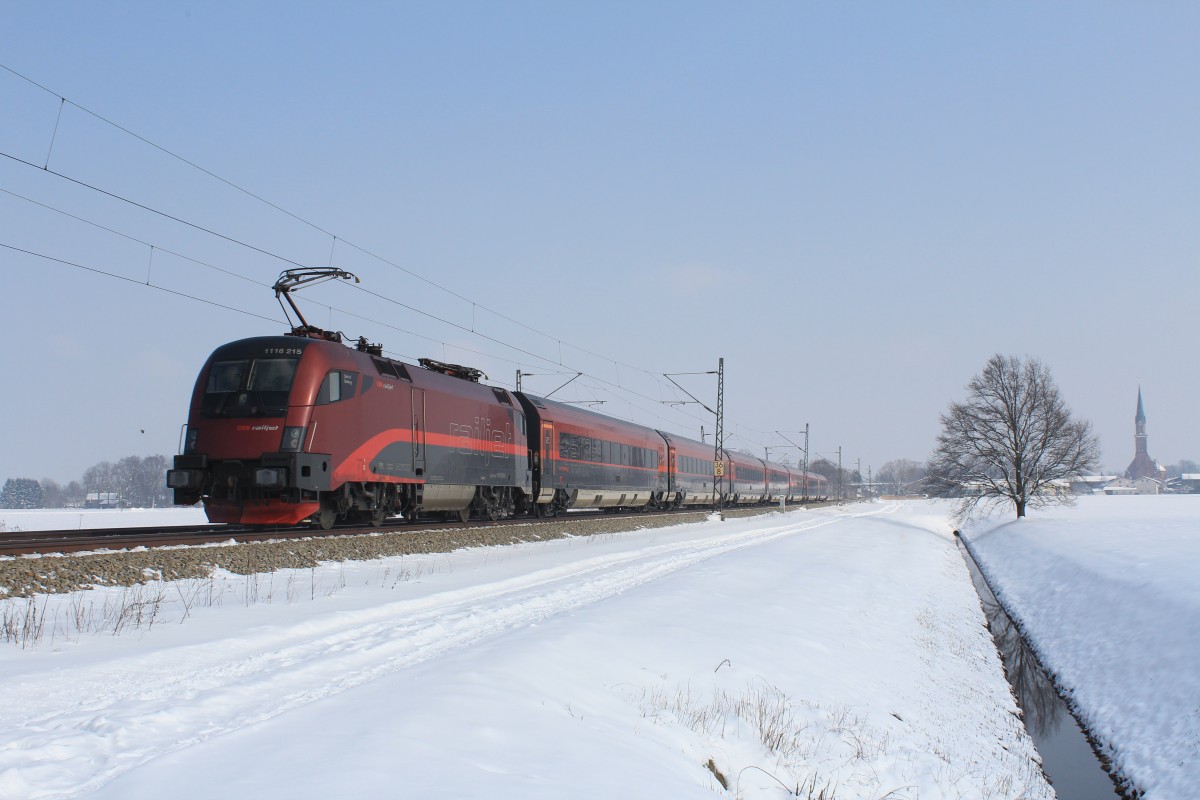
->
318 372 341 404
341 371 357 400
317 371 359 405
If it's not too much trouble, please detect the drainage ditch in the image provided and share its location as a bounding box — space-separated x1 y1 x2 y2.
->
955 535 1132 799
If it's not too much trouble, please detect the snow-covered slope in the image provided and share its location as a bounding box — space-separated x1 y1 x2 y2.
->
964 495 1200 800
3 503 1049 799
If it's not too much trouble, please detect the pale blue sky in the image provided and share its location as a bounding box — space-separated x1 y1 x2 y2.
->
2 2 1197 485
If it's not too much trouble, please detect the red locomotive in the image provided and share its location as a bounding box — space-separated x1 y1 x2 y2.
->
168 269 827 527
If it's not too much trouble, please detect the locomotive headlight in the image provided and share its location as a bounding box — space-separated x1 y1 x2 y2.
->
167 469 194 489
184 427 200 454
254 468 285 487
280 426 306 452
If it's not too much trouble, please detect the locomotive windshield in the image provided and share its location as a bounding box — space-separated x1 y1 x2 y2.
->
201 357 299 418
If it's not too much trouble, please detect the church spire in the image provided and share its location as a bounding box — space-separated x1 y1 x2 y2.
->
1126 387 1156 479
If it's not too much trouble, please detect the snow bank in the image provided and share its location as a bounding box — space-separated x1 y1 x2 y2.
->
1 504 1050 798
964 495 1200 799
0 507 208 532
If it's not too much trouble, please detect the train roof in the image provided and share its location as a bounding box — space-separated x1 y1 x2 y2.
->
517 393 663 438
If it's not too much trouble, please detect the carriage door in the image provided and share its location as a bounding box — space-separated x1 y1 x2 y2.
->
540 422 555 499
412 388 426 476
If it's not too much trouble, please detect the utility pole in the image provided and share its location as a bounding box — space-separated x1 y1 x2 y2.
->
773 428 809 498
838 446 843 503
804 424 810 500
714 357 725 513
661 360 724 513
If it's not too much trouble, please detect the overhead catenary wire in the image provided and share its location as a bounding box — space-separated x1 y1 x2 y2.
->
0 185 265 288
0 241 281 326
0 61 693 386
0 226 715 437
2 145 703 417
0 149 309 271
0 185 548 369
2 149 717 435
2 231 720 441
1 182 678 421
0 63 338 241
0 63 797 444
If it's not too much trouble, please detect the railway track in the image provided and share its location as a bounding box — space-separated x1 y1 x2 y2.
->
0 517 513 556
0 507 760 557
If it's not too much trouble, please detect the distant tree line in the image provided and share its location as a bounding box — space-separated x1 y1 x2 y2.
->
876 459 929 495
1 455 172 509
1163 460 1200 479
807 457 863 499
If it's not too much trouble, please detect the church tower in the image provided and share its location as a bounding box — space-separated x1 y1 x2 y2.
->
1125 387 1159 480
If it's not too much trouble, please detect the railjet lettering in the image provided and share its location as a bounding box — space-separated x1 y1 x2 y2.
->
236 425 282 432
449 418 513 464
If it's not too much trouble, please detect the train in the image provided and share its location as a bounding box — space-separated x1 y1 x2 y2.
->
167 270 828 527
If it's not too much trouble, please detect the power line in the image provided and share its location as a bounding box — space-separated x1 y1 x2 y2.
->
0 180 699 431
1 145 698 416
0 183 568 373
0 186 265 288
0 62 337 241
0 64 803 444
0 61 669 384
0 241 280 325
0 149 307 270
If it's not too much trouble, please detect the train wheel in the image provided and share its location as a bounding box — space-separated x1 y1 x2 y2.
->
317 505 336 531
457 507 471 523
370 507 388 527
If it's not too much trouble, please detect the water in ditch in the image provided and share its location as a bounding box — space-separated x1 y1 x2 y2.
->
956 538 1127 799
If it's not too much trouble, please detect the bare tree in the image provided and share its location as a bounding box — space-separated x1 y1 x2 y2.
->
929 354 1099 520
877 459 927 495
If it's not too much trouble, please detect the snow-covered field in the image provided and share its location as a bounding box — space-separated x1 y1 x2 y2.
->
962 495 1200 800
0 507 208 532
4 497 1194 799
2 502 1052 799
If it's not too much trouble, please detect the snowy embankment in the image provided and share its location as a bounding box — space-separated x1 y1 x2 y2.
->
0 503 1050 799
0 507 209 532
963 495 1200 800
